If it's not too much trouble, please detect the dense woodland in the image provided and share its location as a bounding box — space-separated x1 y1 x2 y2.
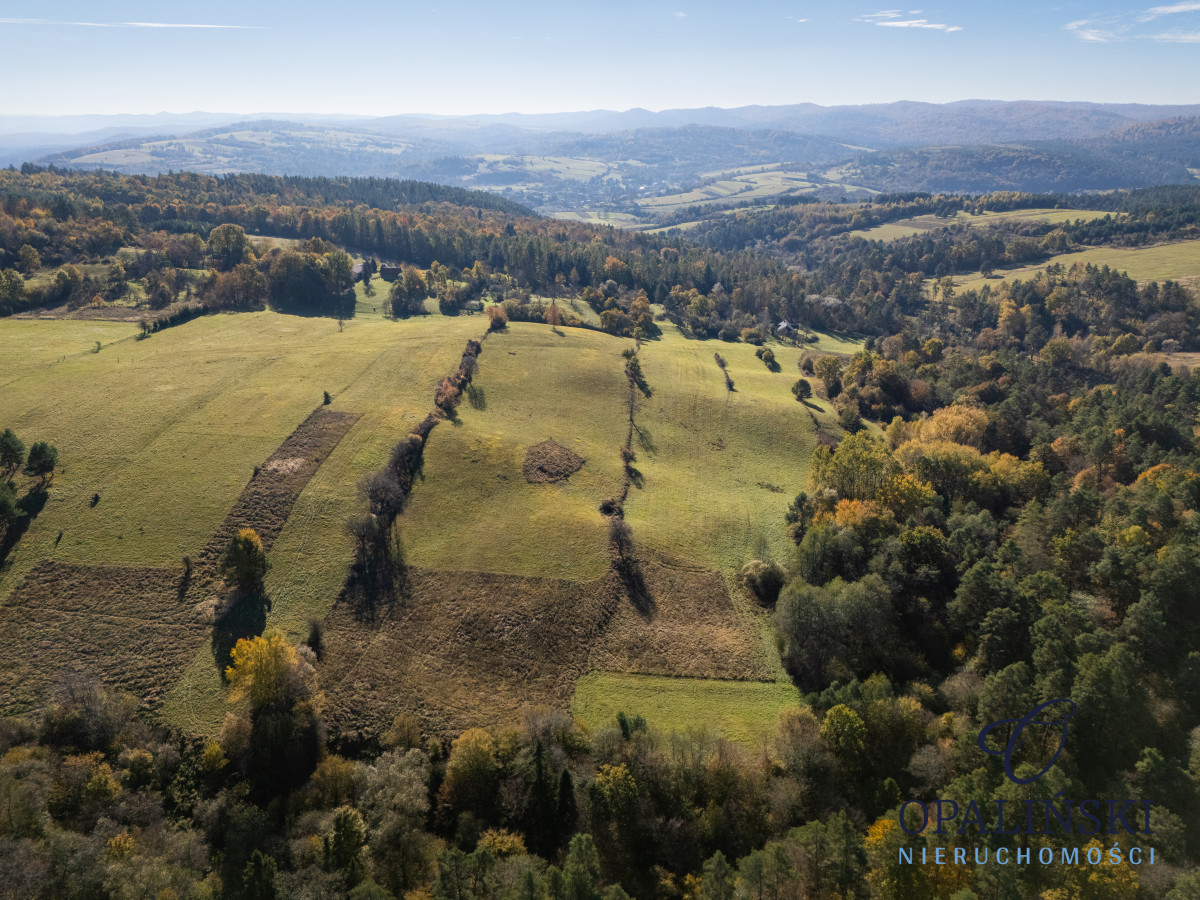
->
4 169 1200 898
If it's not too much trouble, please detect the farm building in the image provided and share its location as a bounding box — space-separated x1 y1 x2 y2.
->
776 320 796 336
379 264 402 282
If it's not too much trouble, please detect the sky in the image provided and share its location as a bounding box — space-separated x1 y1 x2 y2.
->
1 1 1198 117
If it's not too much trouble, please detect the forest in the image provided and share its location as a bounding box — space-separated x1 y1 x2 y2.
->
3 168 1200 899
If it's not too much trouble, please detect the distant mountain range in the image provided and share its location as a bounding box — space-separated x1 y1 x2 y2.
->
5 101 1200 210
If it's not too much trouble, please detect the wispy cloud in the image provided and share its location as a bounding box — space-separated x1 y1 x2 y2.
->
856 10 961 31
1065 19 1115 42
876 18 962 31
1141 1 1200 20
0 17 260 29
674 11 687 18
1152 29 1200 39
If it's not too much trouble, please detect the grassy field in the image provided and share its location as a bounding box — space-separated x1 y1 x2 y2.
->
571 672 799 745
159 313 485 733
949 237 1200 293
623 324 852 572
549 211 647 229
0 311 484 730
476 155 623 182
637 169 816 213
849 208 1112 242
399 322 632 582
1 310 833 739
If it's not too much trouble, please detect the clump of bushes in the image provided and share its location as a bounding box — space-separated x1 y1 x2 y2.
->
714 352 735 391
738 559 786 606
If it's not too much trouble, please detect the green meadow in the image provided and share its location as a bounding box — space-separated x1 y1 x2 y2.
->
622 323 853 572
399 322 633 582
572 671 800 746
950 237 1200 293
849 207 1112 242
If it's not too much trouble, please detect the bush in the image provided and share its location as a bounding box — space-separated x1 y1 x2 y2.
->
487 305 508 331
741 328 764 345
221 528 268 591
838 406 864 434
738 559 786 606
759 348 776 368
792 379 813 401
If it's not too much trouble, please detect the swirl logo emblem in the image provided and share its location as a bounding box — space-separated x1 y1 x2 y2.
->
977 699 1076 785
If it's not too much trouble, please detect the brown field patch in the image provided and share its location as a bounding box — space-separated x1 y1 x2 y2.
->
0 561 207 716
522 438 586 484
587 554 768 681
318 550 771 741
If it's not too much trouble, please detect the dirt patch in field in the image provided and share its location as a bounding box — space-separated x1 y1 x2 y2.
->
522 439 586 484
587 553 768 681
318 550 771 741
0 406 361 716
0 561 208 716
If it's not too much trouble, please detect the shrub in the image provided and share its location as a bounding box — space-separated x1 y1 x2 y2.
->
221 528 268 591
759 348 776 368
739 559 786 606
486 305 508 331
434 377 462 415
323 391 332 405
305 618 325 660
741 328 764 345
838 406 864 434
792 379 813 401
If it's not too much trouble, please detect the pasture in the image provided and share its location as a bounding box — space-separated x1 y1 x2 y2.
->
571 672 800 746
622 323 851 572
399 322 632 582
849 207 1112 242
636 168 817 213
950 237 1200 293
0 310 834 738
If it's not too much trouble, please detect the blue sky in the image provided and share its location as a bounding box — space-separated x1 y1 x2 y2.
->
1 1 1198 116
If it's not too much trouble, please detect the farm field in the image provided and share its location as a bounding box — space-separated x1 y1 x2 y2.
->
622 323 852 573
549 210 647 229
636 169 817 213
0 312 483 723
949 237 1200 293
399 322 632 582
849 207 1112 241
0 309 835 739
571 672 799 746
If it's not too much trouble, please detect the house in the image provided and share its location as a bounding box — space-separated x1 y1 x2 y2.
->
776 320 796 336
379 264 402 282
352 262 364 282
